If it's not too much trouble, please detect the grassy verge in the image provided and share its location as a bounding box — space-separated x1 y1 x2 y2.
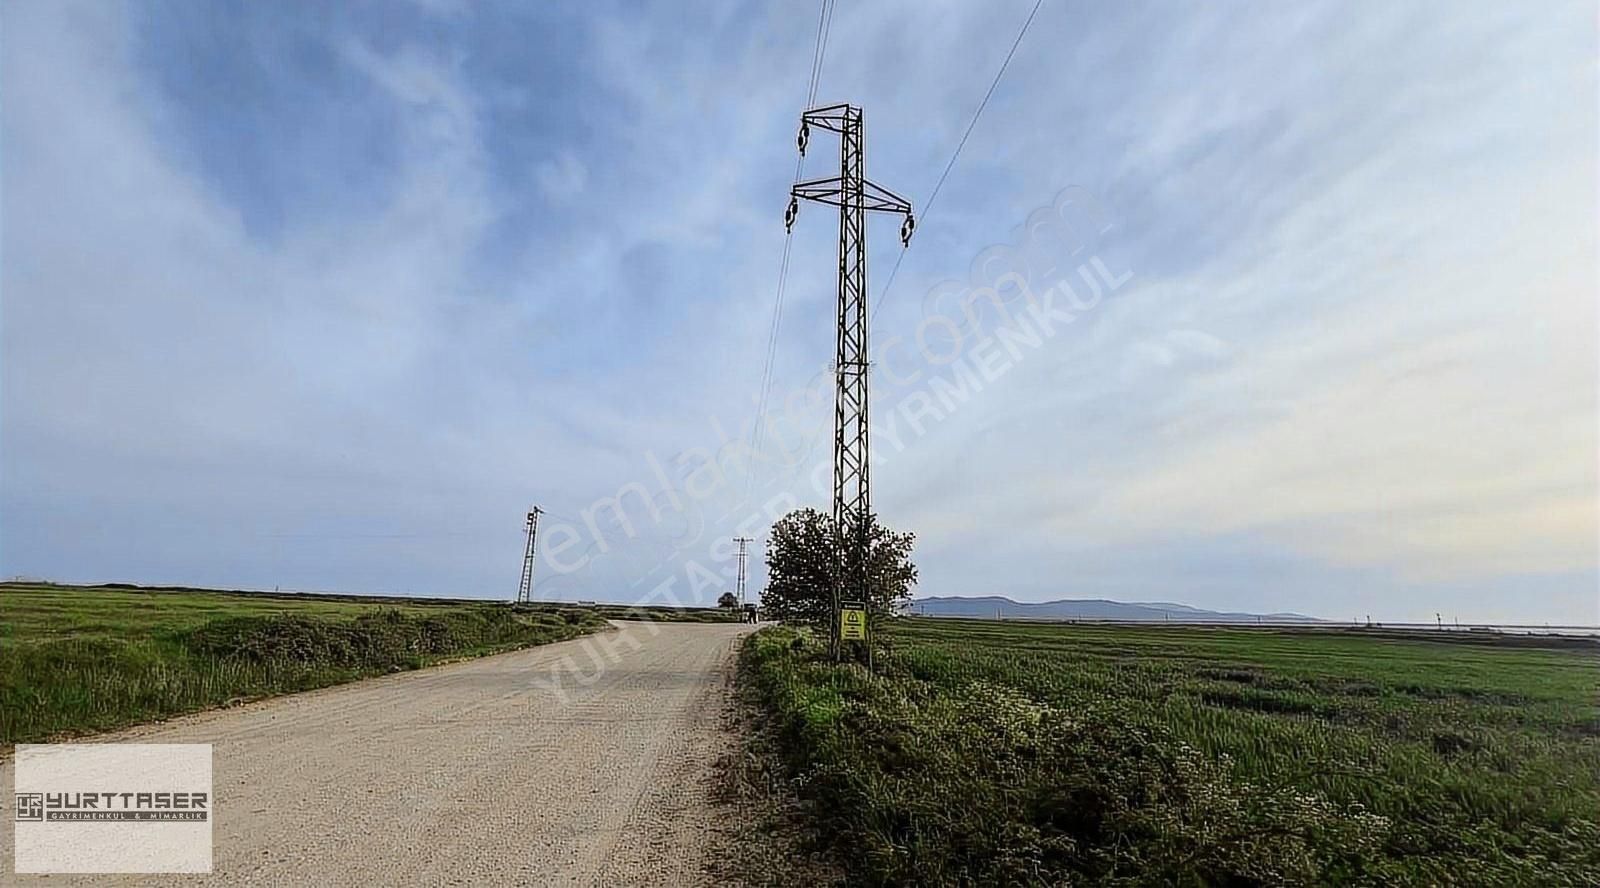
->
1 584 608 744
740 619 1600 885
723 650 848 888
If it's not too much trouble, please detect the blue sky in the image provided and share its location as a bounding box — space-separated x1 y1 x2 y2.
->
2 0 1595 624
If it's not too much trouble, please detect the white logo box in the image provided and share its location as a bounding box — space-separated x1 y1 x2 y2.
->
12 743 212 874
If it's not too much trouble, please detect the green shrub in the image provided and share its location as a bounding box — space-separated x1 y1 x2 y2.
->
182 607 558 667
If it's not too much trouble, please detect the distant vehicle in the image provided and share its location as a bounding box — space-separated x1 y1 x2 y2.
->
742 603 759 624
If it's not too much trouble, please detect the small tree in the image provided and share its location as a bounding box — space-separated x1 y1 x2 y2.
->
762 508 917 629
717 590 739 609
762 509 836 626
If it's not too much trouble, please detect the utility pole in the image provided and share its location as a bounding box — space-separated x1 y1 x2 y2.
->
786 103 913 656
516 507 543 604
733 536 754 607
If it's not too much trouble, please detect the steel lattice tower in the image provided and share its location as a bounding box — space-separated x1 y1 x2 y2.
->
733 536 754 606
516 506 543 604
787 103 913 646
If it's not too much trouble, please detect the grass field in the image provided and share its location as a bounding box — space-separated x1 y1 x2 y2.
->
0 583 612 744
742 617 1600 886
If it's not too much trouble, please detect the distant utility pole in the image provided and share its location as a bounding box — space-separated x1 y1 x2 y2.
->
786 103 914 654
733 536 754 607
516 507 543 604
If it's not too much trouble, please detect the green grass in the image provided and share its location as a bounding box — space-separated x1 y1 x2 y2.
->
741 618 1600 886
1 583 609 744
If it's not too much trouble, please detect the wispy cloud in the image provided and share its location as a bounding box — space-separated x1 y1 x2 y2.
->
2 0 1593 623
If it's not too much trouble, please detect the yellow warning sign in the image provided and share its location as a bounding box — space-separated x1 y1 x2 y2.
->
840 606 867 641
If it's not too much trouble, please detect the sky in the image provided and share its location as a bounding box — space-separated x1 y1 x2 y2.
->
2 0 1595 624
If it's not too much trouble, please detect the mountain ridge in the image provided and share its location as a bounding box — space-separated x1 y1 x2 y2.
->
910 595 1323 623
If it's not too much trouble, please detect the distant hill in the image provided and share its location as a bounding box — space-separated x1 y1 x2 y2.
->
910 595 1323 624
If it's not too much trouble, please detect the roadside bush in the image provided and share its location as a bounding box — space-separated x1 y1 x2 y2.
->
183 607 559 667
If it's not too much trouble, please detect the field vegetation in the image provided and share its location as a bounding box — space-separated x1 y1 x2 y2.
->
585 601 743 623
742 617 1600 885
1 583 609 744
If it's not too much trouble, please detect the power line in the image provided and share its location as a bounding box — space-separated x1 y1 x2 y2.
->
744 0 837 506
804 0 835 107
746 233 793 487
869 0 1046 324
920 0 1043 226
869 248 911 326
809 0 837 106
538 506 585 526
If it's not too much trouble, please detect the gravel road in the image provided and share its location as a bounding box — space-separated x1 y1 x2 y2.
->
5 620 756 886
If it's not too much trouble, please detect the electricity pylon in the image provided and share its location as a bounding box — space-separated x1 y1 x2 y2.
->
516 506 543 604
785 103 913 651
733 536 754 606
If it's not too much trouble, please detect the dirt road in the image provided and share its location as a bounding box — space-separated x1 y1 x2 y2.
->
5 620 755 886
